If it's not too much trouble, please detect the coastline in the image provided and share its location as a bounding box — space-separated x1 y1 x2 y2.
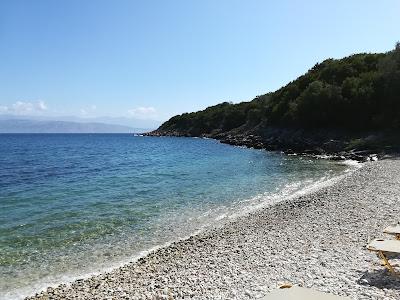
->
25 158 400 299
144 131 389 163
1 136 350 300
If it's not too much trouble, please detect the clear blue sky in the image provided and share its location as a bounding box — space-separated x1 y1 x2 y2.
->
0 0 399 123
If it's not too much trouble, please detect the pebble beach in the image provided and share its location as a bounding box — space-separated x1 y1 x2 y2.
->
27 158 400 300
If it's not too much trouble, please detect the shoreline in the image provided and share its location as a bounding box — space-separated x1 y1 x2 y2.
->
27 159 400 299
11 158 350 300
143 133 386 163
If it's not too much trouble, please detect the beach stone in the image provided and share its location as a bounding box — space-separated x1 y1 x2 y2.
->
25 159 400 300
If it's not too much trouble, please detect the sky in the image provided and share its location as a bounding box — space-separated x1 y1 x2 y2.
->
0 0 399 126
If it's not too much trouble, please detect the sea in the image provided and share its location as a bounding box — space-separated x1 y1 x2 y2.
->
0 134 355 299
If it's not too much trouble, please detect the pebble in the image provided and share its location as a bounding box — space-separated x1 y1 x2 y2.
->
26 160 400 299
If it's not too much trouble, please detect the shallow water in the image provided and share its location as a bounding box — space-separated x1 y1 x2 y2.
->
0 134 350 299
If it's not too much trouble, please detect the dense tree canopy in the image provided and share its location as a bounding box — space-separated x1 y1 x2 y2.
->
158 44 400 136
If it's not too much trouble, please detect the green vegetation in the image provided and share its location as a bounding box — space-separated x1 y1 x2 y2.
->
158 44 400 136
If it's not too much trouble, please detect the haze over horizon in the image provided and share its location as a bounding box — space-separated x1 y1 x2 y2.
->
1 0 399 126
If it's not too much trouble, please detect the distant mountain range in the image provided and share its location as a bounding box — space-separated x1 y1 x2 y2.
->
0 114 160 129
0 119 152 133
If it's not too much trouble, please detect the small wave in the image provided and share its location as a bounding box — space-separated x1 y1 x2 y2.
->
223 173 351 221
215 214 227 221
2 140 358 300
339 159 363 168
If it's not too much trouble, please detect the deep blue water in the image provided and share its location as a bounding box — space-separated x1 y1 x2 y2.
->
0 134 350 299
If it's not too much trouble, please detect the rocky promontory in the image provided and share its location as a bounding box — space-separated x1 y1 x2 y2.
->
144 127 393 162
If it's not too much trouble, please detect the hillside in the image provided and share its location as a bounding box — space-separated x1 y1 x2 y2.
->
149 44 400 160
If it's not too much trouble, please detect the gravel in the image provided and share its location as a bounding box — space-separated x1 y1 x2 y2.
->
27 158 400 299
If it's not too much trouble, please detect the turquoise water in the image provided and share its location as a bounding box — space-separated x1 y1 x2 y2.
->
0 134 350 299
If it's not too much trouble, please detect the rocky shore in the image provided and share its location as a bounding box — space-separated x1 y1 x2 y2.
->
27 159 400 300
144 129 394 162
